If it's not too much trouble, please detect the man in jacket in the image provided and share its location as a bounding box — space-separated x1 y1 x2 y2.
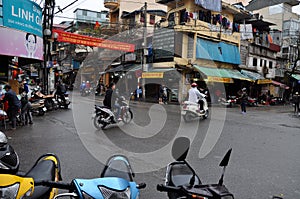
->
2 85 21 130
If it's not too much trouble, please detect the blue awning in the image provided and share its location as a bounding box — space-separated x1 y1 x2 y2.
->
196 38 241 65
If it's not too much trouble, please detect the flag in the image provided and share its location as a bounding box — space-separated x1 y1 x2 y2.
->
94 21 100 30
195 0 222 12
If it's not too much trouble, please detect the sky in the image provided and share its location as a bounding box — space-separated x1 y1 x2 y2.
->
51 0 300 24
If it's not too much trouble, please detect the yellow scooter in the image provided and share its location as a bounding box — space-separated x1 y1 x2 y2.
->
0 131 62 198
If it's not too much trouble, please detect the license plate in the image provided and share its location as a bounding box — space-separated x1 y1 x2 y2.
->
42 107 47 111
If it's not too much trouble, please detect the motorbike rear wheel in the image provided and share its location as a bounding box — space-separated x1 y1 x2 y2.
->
183 112 194 122
203 110 209 119
122 109 133 124
93 115 106 130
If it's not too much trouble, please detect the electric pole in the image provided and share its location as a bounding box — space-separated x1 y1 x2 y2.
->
142 2 147 99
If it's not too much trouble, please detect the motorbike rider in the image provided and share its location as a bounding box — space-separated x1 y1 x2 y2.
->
80 81 86 93
188 83 206 113
56 80 67 104
103 82 121 121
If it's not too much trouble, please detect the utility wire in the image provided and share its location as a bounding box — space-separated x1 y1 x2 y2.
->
55 0 79 14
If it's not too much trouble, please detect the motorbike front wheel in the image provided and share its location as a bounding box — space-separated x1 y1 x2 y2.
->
93 115 106 130
183 112 194 122
122 109 133 124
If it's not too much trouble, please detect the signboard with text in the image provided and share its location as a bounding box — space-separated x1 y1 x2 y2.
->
2 0 43 37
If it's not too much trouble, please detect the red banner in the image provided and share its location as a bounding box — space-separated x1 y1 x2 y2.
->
52 29 135 52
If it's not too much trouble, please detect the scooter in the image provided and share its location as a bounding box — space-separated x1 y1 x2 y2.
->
35 154 146 199
157 137 234 199
53 90 71 109
181 94 209 122
93 96 133 130
31 87 57 111
0 131 62 199
29 98 47 116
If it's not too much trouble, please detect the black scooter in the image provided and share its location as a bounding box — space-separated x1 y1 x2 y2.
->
157 137 234 199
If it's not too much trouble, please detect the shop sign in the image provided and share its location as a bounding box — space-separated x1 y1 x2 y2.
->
257 79 272 84
52 29 135 52
206 76 233 83
2 0 43 37
142 72 164 79
0 27 43 60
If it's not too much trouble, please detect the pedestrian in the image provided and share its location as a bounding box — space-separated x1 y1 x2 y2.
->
20 91 33 125
1 85 21 130
292 92 299 114
56 80 67 104
188 82 206 113
239 87 248 114
160 84 168 104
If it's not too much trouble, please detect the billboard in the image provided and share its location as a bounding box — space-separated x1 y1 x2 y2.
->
2 0 43 37
0 27 43 60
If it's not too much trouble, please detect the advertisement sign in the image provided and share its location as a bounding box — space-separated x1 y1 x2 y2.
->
52 29 135 52
153 28 175 60
2 0 43 37
0 27 43 60
142 72 164 78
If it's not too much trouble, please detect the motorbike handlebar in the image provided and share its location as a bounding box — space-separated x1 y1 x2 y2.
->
157 184 182 193
35 180 72 190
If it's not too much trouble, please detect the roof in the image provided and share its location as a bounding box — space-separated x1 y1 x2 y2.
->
73 8 109 14
246 0 299 11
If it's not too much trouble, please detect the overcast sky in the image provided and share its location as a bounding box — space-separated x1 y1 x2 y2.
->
52 0 300 24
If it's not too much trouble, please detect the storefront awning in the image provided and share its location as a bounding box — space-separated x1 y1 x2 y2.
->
272 80 289 89
241 70 272 84
193 65 251 83
292 74 300 80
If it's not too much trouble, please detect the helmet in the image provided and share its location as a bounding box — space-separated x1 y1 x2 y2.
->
0 131 19 174
242 87 247 91
191 83 198 87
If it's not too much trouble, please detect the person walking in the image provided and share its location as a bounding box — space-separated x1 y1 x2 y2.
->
20 92 33 125
1 85 21 130
293 92 300 115
239 88 248 114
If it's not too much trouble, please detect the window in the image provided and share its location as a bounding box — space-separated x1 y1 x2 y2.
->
269 61 273 69
260 59 263 67
150 15 155 25
82 10 87 16
264 60 267 67
253 57 257 66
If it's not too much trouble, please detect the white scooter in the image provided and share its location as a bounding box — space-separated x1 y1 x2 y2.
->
181 94 209 122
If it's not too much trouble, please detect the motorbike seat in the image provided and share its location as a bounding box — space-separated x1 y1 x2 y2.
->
25 159 56 199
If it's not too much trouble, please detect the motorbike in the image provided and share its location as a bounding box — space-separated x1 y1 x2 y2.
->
35 154 146 199
80 87 91 97
93 96 133 130
31 87 57 111
181 93 209 122
218 96 237 108
29 98 47 116
0 131 62 199
54 90 71 109
157 137 233 199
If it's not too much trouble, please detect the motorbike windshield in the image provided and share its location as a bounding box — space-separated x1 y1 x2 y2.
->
168 162 200 187
101 155 134 182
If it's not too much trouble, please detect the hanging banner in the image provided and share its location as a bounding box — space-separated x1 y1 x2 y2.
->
52 29 135 52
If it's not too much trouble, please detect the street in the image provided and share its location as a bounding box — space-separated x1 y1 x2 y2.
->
3 92 300 199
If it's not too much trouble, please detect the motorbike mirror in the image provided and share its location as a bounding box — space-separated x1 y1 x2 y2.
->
136 183 146 189
172 137 190 161
219 148 232 167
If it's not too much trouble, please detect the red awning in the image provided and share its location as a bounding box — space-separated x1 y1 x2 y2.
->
272 80 289 89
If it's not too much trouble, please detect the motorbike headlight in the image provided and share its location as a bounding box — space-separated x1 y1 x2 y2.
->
99 186 131 199
0 183 20 198
124 187 131 198
82 191 94 199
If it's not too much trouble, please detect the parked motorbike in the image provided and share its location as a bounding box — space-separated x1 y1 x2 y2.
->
218 95 237 108
181 93 209 122
54 90 71 109
157 137 233 199
31 87 57 111
0 131 62 199
29 98 47 116
35 154 146 199
93 96 133 130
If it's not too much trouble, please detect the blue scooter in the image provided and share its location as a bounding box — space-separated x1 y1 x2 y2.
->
35 155 146 199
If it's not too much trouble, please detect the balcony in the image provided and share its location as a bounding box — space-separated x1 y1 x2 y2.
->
104 0 119 10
